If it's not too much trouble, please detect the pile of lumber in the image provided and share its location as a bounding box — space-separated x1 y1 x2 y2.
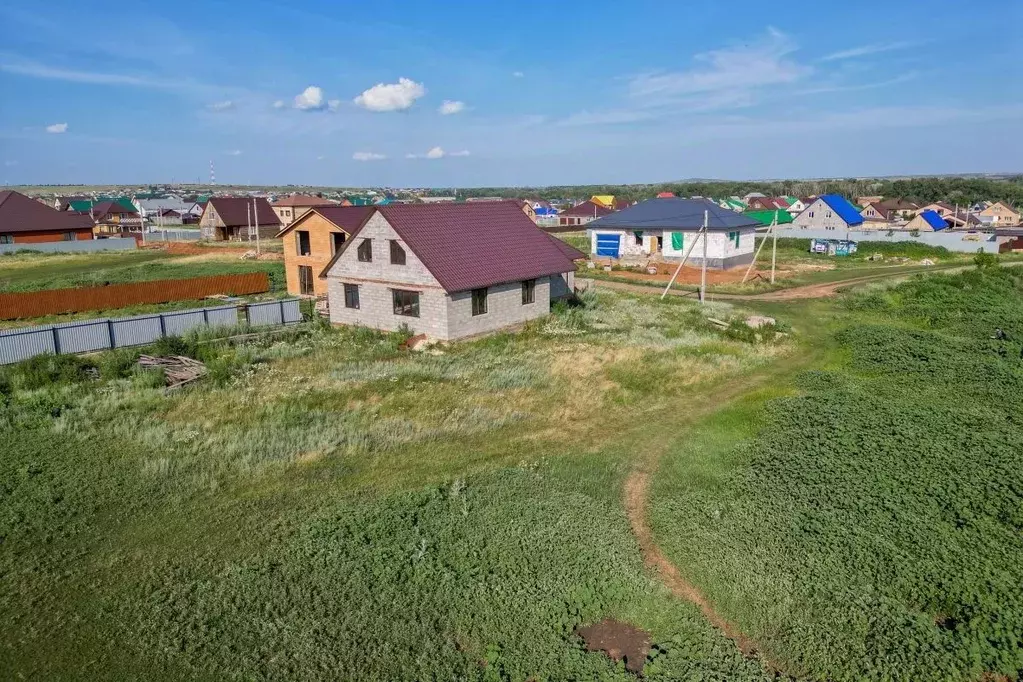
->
137 355 207 389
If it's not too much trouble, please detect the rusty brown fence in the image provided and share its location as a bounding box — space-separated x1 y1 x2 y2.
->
0 272 270 320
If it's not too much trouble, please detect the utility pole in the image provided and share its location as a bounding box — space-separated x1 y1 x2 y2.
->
771 210 778 284
700 209 708 304
253 198 261 254
661 214 707 299
247 202 252 246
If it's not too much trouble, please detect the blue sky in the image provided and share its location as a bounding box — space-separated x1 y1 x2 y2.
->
1 0 1021 187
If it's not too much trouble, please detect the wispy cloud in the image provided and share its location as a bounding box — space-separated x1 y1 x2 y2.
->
407 146 447 159
0 58 185 89
629 28 809 103
822 42 916 62
794 72 919 95
354 78 425 112
46 122 68 134
226 149 242 156
439 100 465 115
207 100 235 111
512 71 525 78
272 100 285 109
353 151 386 161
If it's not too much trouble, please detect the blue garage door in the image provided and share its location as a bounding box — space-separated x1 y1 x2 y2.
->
595 233 620 257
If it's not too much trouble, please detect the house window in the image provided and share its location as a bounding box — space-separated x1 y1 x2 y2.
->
808 211 814 218
298 265 314 294
728 231 740 248
296 230 311 256
633 231 643 245
357 238 372 262
390 239 406 265
471 288 488 316
63 232 77 241
392 289 420 317
331 232 346 255
522 279 536 305
344 283 360 309
0 234 12 244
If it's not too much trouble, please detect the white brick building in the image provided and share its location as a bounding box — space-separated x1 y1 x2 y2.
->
321 203 584 341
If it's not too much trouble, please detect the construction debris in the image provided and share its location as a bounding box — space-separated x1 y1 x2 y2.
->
137 355 207 389
745 315 776 329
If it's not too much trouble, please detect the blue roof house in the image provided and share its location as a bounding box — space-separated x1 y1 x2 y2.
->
792 194 865 231
905 209 949 232
586 198 761 268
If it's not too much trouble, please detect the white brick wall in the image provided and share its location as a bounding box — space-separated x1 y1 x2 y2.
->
792 198 854 231
446 278 552 339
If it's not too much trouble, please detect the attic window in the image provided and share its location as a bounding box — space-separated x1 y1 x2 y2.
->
296 230 311 256
357 238 372 262
390 240 406 265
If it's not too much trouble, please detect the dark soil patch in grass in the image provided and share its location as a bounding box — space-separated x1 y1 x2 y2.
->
577 619 651 674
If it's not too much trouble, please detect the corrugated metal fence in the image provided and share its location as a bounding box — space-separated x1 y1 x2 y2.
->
0 299 302 365
0 238 138 255
0 272 270 320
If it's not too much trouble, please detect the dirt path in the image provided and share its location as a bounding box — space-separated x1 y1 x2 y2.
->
583 261 1020 302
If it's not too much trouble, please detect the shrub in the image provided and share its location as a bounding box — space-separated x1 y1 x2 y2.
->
3 353 96 391
974 251 1000 268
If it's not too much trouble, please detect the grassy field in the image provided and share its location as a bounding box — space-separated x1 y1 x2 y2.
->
2 262 1021 680
0 249 286 294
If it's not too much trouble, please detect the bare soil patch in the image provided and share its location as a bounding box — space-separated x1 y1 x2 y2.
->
577 619 651 674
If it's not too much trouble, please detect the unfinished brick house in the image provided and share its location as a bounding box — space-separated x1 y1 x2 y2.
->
320 202 585 340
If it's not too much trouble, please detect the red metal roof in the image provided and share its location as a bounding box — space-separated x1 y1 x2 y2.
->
90 200 138 220
207 197 281 228
272 194 336 208
0 190 95 234
277 205 375 238
560 200 614 218
370 202 581 292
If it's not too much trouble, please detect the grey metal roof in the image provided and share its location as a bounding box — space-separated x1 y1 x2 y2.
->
586 198 760 231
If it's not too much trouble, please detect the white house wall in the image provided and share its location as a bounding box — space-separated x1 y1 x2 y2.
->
792 198 855 231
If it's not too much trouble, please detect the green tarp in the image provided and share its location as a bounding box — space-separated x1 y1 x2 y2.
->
670 232 683 250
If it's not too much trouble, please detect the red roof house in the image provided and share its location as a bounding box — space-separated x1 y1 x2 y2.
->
0 190 95 245
200 197 282 241
321 202 585 340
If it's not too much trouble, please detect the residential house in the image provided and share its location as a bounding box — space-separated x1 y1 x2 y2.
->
916 201 955 218
980 202 1021 227
904 210 949 232
200 197 282 241
586 198 760 268
946 210 982 229
786 197 809 217
271 195 336 228
746 196 790 211
718 198 747 212
134 196 202 226
90 200 142 234
558 200 613 227
878 198 920 219
590 195 617 209
656 192 676 198
276 206 374 296
54 195 89 211
321 202 585 341
0 190 95 244
860 202 895 228
743 209 794 227
792 195 865 231
855 195 884 207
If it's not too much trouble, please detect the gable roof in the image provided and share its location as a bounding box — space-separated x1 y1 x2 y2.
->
0 190 95 234
90 200 139 220
861 202 893 220
275 205 375 238
322 203 580 292
272 194 335 208
879 198 919 211
206 197 281 228
817 195 865 226
919 210 948 231
587 198 761 231
590 195 616 209
561 200 614 218
656 192 676 198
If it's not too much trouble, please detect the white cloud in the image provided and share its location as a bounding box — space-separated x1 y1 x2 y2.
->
316 155 326 160
406 146 469 159
0 59 180 88
227 149 242 156
328 99 341 112
512 71 525 78
794 71 918 95
439 100 465 115
822 42 916 62
629 28 808 102
272 100 285 109
207 100 234 111
354 77 425 112
352 151 386 161
45 122 68 133
294 86 326 111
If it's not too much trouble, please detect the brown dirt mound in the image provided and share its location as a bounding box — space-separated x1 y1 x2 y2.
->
577 619 651 674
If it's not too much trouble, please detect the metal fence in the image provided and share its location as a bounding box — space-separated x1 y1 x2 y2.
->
769 227 1003 254
0 238 138 255
0 299 302 365
143 229 203 242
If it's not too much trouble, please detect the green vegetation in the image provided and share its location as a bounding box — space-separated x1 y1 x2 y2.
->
650 267 1023 681
0 250 285 293
1 291 786 680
